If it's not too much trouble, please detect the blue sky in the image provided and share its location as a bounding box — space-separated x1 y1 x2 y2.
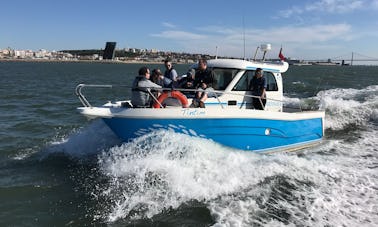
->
1 0 378 60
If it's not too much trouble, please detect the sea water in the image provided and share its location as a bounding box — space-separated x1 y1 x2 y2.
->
0 61 377 226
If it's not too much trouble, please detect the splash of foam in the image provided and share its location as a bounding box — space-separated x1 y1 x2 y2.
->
207 127 378 226
94 127 378 226
44 119 120 158
285 85 378 130
317 85 378 130
96 130 263 222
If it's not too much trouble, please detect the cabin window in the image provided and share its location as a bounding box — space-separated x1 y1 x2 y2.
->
233 70 278 91
233 70 254 91
211 68 239 90
265 73 278 91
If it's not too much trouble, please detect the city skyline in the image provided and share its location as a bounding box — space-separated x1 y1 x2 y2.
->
1 0 378 60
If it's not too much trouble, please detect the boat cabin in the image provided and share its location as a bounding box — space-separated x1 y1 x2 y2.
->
191 58 289 112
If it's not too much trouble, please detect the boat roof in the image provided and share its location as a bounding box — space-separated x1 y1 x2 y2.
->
205 58 289 73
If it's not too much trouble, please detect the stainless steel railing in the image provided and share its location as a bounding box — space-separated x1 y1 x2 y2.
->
75 83 291 111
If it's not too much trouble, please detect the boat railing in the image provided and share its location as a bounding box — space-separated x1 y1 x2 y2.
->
75 84 114 107
75 83 302 111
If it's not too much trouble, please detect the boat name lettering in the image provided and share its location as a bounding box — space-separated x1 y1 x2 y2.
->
181 109 206 116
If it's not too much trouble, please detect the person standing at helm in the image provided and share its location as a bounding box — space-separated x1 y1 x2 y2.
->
249 68 267 110
131 66 162 107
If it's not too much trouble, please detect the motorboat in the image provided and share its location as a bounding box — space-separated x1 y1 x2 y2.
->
76 57 325 153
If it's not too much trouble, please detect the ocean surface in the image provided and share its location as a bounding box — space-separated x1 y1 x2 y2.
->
0 61 377 226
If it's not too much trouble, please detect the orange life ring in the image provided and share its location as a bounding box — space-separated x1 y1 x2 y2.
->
153 91 189 108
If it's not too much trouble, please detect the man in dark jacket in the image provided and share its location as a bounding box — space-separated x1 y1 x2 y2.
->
191 59 215 108
249 68 267 110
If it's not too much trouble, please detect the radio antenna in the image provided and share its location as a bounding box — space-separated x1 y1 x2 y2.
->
243 16 246 60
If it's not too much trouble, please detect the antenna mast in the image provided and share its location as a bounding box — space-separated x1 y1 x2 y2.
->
253 46 259 61
260 44 271 61
243 16 246 60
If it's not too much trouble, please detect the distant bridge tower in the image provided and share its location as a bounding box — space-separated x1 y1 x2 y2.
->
351 52 354 66
103 42 116 60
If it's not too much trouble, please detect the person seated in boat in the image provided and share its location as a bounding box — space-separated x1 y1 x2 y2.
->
190 59 215 108
249 68 267 110
150 68 164 98
150 68 185 107
164 58 178 82
131 66 162 107
178 68 196 97
151 68 172 88
150 68 162 85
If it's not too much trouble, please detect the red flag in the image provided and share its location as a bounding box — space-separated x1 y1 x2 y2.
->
279 47 285 61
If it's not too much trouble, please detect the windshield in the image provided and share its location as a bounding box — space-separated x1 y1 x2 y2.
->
233 70 278 91
211 68 239 90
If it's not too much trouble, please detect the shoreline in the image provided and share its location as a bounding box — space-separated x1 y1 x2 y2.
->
1 58 376 66
0 58 189 64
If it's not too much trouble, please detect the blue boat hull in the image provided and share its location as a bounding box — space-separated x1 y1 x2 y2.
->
102 117 323 152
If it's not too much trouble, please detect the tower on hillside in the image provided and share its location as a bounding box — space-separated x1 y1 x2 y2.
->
103 42 116 60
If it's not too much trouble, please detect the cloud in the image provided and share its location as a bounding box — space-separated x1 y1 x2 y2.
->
162 22 176 28
150 23 354 58
279 6 304 18
200 23 352 45
214 24 353 57
372 0 378 8
279 0 365 18
150 30 207 40
305 0 364 13
257 23 353 43
197 26 238 35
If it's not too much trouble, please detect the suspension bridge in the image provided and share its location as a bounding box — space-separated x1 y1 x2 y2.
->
303 52 378 65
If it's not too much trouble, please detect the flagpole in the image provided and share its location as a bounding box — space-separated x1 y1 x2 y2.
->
279 45 285 61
